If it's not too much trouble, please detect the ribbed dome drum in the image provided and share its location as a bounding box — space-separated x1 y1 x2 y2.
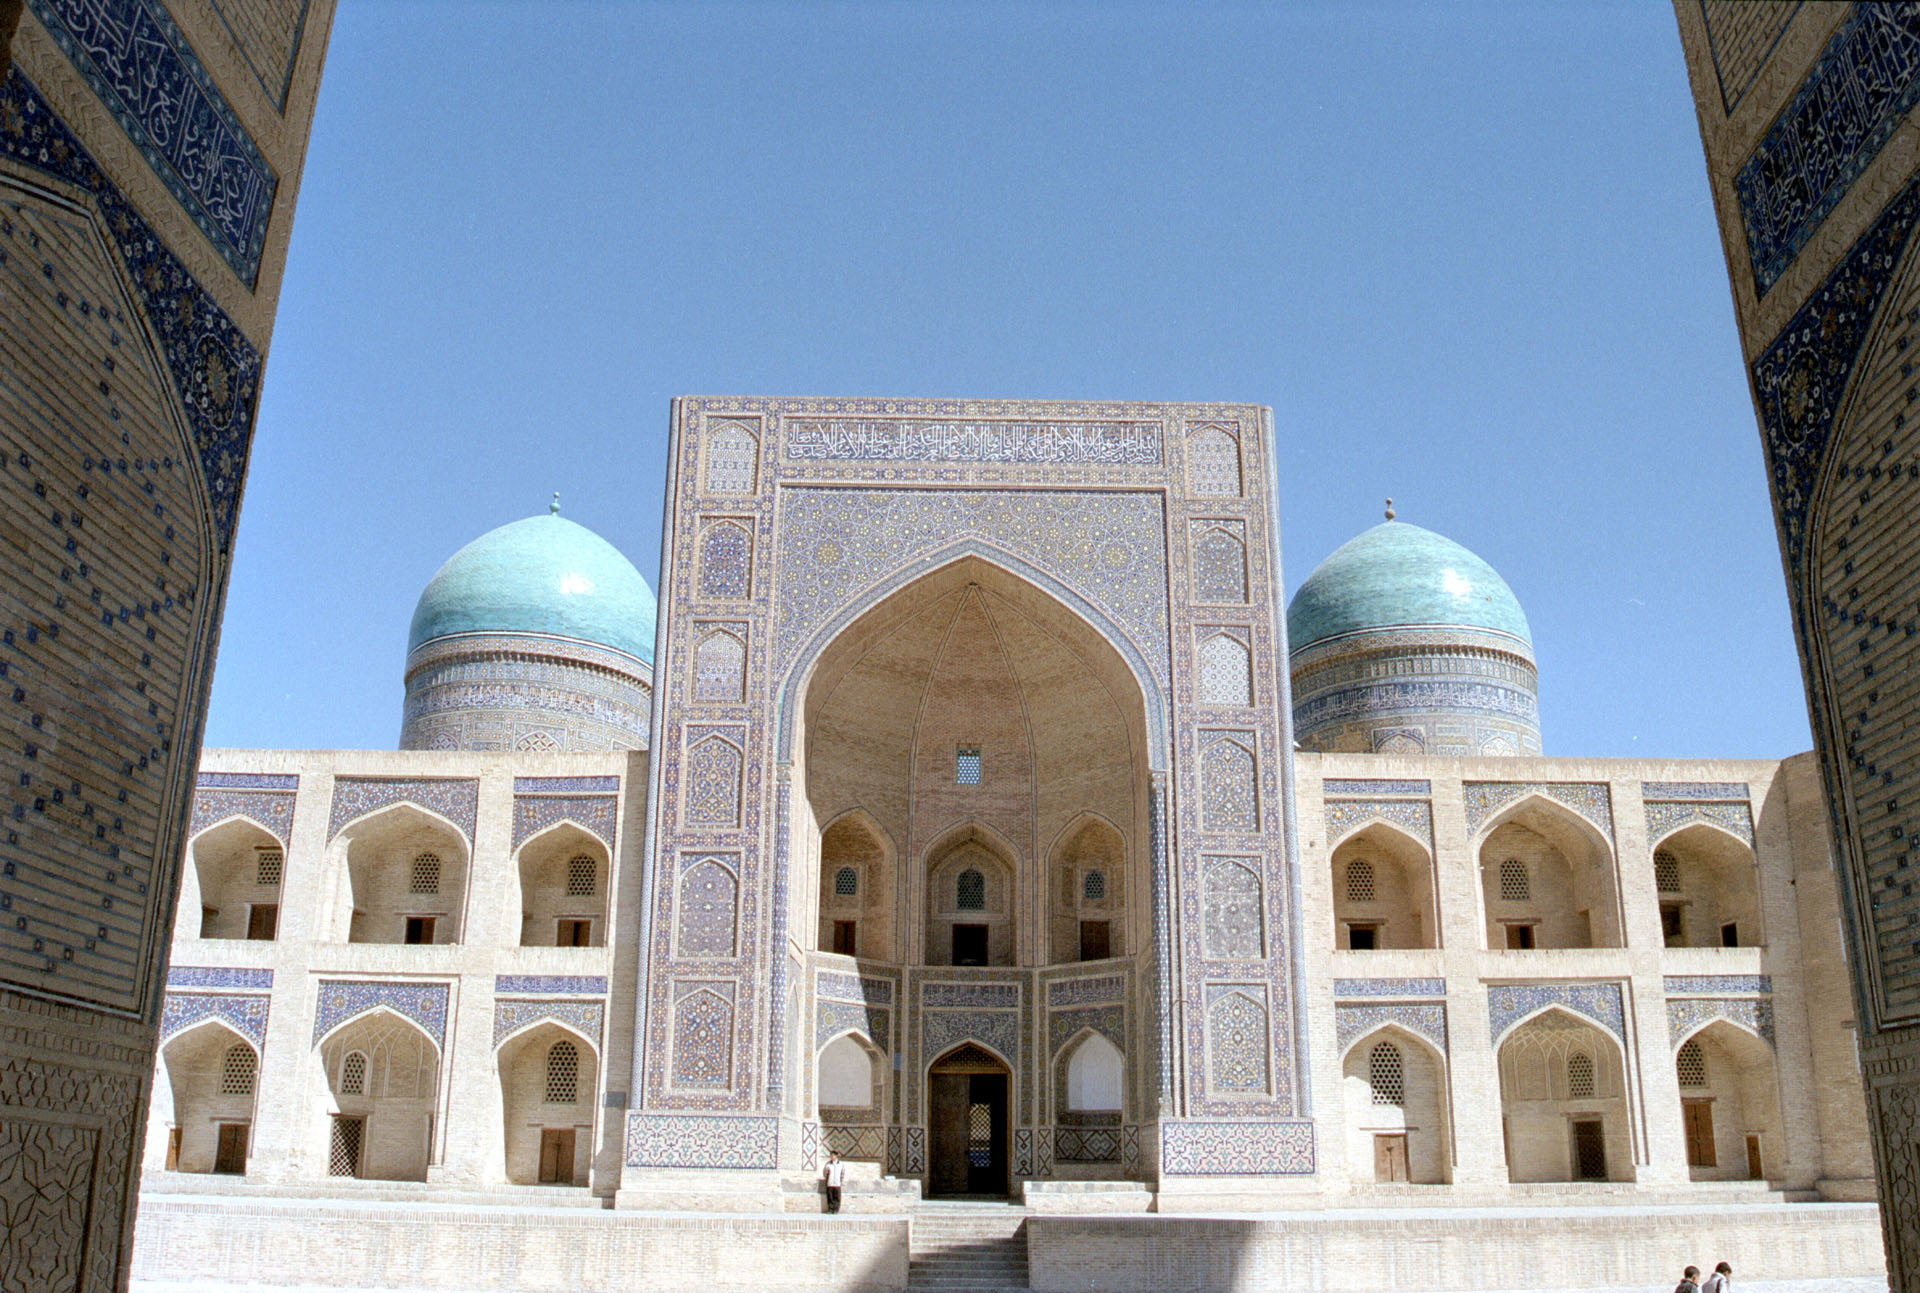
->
1286 520 1540 756
399 509 657 752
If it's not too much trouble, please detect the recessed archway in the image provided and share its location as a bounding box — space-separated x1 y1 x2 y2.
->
1331 820 1437 951
926 1041 1013 1197
176 818 284 943
1340 1025 1450 1184
1478 799 1621 950
327 804 471 946
496 1021 598 1185
1496 1008 1634 1183
310 1008 441 1181
152 1021 258 1175
1674 1019 1781 1180
1652 824 1763 949
514 823 610 947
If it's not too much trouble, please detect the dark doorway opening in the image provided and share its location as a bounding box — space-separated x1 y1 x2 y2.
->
952 923 988 966
927 1043 1009 1196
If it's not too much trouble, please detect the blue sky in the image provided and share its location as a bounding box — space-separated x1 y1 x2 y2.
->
205 1 1807 758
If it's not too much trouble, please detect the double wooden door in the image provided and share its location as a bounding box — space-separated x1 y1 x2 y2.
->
929 1072 1008 1196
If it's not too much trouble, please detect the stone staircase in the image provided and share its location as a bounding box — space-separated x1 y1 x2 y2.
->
908 1204 1030 1292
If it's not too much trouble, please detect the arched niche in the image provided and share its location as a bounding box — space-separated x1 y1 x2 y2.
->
515 823 610 948
1049 814 1127 963
1496 1008 1633 1183
496 1021 598 1186
789 554 1154 974
1675 1019 1781 1181
1052 1029 1125 1173
1653 823 1763 949
328 804 470 946
925 826 1018 967
815 811 895 962
1478 799 1621 950
312 1008 441 1181
1331 820 1437 951
1339 1025 1450 1184
176 817 284 943
153 1020 258 1175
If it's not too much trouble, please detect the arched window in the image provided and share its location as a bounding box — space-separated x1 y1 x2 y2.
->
220 1044 256 1097
1083 870 1106 902
1677 1039 1707 1088
409 853 441 895
1368 1041 1404 1106
1345 859 1376 904
957 868 985 911
1567 1052 1595 1099
1654 849 1681 894
566 855 597 897
340 1050 368 1096
1498 857 1529 902
546 1040 580 1103
834 866 859 897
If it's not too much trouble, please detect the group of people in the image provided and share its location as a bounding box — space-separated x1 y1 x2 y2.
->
1675 1262 1733 1292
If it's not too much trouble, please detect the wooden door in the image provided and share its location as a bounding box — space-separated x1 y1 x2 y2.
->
164 1127 181 1172
247 903 278 940
966 1073 1008 1195
538 1128 575 1184
1373 1133 1409 1182
1683 1098 1716 1167
1745 1132 1762 1179
930 1072 970 1195
213 1123 248 1175
1571 1119 1607 1180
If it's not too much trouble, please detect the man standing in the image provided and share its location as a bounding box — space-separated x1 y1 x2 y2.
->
1702 1261 1732 1292
1674 1266 1701 1293
824 1150 846 1214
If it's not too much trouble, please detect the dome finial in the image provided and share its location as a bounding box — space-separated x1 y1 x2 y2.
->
549 492 561 516
1384 497 1396 522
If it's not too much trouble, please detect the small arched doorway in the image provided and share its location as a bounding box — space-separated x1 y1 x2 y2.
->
928 1042 1011 1197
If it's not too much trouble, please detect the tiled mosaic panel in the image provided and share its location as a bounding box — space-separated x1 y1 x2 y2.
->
1334 1001 1446 1055
818 971 892 1005
187 788 295 844
1645 799 1754 848
1322 778 1431 796
1487 982 1626 1044
1641 780 1749 801
510 793 617 850
205 0 314 109
1699 1 1803 114
26 0 277 280
624 1112 776 1169
1204 987 1269 1094
824 1123 885 1162
817 997 889 1052
697 520 752 600
1047 1004 1123 1058
924 981 1018 1009
1160 1119 1314 1175
159 990 268 1046
493 997 604 1050
1735 4 1920 296
167 965 270 989
1664 974 1771 995
400 637 652 754
1055 1125 1120 1163
1190 521 1247 603
1201 858 1263 959
0 174 222 1009
1196 630 1252 706
924 1007 1019 1066
670 985 733 1088
515 776 619 794
692 627 746 702
704 420 759 494
783 414 1161 465
328 777 478 841
1046 974 1124 1007
1185 422 1241 497
1199 734 1257 831
1332 977 1445 998
683 732 743 827
312 980 449 1046
675 856 738 958
1324 798 1433 851
1667 996 1775 1047
1463 781 1613 839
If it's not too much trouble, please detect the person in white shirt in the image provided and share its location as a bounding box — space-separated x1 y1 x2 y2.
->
1701 1261 1731 1292
823 1151 846 1214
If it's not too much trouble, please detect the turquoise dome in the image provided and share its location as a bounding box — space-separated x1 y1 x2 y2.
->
1287 521 1531 652
407 513 657 664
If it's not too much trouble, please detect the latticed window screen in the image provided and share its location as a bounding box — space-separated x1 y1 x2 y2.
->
328 1117 364 1178
1369 1042 1405 1106
410 853 441 894
1654 849 1681 893
1567 1052 1596 1099
1345 860 1376 904
957 868 986 911
546 1040 580 1103
1083 870 1106 902
340 1051 367 1096
256 850 283 886
220 1045 256 1096
967 1102 992 1167
566 855 596 897
1197 633 1252 706
1498 858 1530 901
834 866 859 897
956 746 982 785
1677 1039 1707 1088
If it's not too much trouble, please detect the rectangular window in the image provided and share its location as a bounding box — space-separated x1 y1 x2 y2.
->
833 920 858 956
404 916 436 945
953 923 988 966
956 745 981 785
1346 923 1378 951
1505 923 1536 950
1721 921 1740 948
1662 904 1685 945
557 918 592 947
213 1123 249 1175
246 903 278 941
1079 920 1110 961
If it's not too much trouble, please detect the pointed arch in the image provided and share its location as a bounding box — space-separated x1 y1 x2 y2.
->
1477 794 1621 950
315 1003 445 1057
1339 1019 1452 1184
492 1013 602 1058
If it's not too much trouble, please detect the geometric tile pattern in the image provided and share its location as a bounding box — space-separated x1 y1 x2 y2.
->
312 980 450 1047
328 777 479 842
1160 1119 1315 1175
1199 733 1257 831
818 972 893 1006
1201 858 1264 960
1640 780 1750 801
1335 1001 1447 1055
683 733 743 827
1464 781 1614 840
494 975 609 996
187 788 296 845
166 966 271 990
514 776 620 794
671 985 734 1089
1487 981 1626 1045
1322 778 1432 796
1047 1004 1124 1059
159 991 268 1047
1325 798 1433 851
624 1113 777 1169
1332 978 1445 999
817 998 889 1052
493 997 604 1050
26 0 278 281
1663 975 1772 995
1645 798 1755 848
1667 996 1776 1047
510 793 618 851
1204 987 1269 1094
1046 975 1125 1007
675 857 738 958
